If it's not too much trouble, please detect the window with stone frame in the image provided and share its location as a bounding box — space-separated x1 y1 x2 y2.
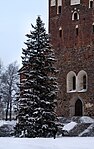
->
59 27 62 38
67 70 87 93
67 71 76 92
72 11 79 20
57 0 62 14
76 25 78 36
77 70 87 92
89 0 93 8
92 23 94 33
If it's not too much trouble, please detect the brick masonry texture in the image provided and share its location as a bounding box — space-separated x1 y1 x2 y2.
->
49 0 94 117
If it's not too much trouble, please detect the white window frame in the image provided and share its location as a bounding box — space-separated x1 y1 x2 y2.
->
51 0 56 6
72 11 80 20
57 0 62 14
58 0 62 6
71 0 80 5
67 71 76 93
77 70 87 92
89 0 93 8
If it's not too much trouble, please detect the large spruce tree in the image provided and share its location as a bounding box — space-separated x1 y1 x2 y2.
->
15 16 58 137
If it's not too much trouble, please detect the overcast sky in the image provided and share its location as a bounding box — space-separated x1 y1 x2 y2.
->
0 0 48 67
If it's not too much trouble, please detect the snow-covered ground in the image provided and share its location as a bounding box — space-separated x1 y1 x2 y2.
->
0 116 93 149
0 137 94 149
0 120 16 127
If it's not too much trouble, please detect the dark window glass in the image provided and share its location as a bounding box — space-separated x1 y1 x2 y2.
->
59 29 62 38
58 6 62 14
76 28 78 36
73 76 76 90
90 1 93 8
74 13 77 20
93 25 94 33
83 75 86 89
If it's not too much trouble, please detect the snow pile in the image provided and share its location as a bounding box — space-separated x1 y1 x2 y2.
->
62 122 77 132
79 123 94 137
0 120 16 137
79 116 94 123
0 120 16 127
0 137 93 149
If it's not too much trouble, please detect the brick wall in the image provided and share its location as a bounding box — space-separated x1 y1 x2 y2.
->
49 0 94 117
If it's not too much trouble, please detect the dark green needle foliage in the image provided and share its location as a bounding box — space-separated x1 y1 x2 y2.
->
15 16 58 138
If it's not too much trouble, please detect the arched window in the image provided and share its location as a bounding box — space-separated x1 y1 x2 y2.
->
76 25 78 36
67 71 76 92
57 0 62 14
92 23 94 33
75 99 83 116
89 0 93 8
77 70 87 92
59 27 62 38
72 12 79 20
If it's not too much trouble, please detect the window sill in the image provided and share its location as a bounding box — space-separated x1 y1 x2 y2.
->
77 89 87 92
67 89 87 93
67 90 76 93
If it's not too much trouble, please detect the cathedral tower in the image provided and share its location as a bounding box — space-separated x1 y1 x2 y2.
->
49 0 94 116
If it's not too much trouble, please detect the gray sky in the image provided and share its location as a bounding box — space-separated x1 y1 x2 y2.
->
0 0 48 67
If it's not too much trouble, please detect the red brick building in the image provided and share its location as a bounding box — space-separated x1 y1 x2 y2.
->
49 0 94 117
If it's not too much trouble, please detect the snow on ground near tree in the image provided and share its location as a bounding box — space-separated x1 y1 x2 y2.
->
80 116 94 123
62 121 77 132
0 120 16 127
0 137 94 149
